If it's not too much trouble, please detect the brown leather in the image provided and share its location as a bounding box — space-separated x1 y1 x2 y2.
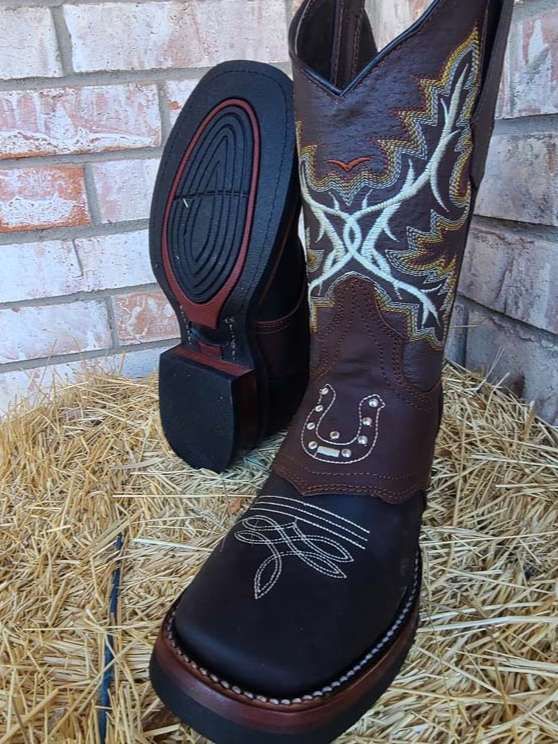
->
273 0 513 503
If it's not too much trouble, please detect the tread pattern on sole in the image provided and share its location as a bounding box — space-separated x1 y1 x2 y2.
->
168 103 256 304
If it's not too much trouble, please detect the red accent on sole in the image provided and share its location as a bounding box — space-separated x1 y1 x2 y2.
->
161 98 261 330
152 599 419 738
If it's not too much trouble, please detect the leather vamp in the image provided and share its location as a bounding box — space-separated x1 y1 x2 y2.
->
174 473 424 698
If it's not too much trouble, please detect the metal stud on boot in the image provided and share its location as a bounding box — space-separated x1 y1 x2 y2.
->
150 1 513 740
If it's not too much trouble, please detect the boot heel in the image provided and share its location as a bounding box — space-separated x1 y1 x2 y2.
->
159 345 259 473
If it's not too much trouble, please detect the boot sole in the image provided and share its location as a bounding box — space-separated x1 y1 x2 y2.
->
150 61 300 472
150 572 420 743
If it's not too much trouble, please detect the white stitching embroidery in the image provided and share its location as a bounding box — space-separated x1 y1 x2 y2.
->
234 497 369 598
299 32 481 348
301 383 385 464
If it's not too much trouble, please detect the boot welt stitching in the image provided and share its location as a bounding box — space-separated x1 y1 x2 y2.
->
163 555 420 707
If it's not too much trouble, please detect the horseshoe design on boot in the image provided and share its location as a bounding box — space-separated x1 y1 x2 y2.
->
301 384 385 464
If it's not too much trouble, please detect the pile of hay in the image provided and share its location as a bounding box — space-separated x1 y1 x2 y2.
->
0 365 557 743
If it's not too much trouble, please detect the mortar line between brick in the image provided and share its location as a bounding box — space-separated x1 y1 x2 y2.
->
0 219 149 246
50 5 75 76
157 81 172 143
104 295 120 350
0 146 163 171
0 338 180 376
495 114 558 136
0 66 213 92
472 214 558 242
0 282 160 311
83 162 103 225
456 294 558 348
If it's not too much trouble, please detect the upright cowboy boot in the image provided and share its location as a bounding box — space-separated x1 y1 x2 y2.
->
150 61 309 472
150 1 513 741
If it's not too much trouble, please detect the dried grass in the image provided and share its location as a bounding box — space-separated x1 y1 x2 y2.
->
0 365 557 743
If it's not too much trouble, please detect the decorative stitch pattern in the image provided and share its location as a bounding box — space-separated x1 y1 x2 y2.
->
298 29 481 348
234 495 369 599
301 383 385 464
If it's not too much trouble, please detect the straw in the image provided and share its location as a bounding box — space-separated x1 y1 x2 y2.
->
0 364 556 742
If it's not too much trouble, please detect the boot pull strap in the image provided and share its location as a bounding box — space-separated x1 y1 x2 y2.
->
331 0 377 89
471 0 514 189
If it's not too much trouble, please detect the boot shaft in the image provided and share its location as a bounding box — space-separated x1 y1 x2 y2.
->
272 0 513 502
290 0 512 373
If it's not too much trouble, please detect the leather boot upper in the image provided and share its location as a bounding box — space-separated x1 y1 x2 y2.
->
173 0 513 699
274 0 513 503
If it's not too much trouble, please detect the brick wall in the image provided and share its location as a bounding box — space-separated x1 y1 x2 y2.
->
1 1 556 424
0 1 291 412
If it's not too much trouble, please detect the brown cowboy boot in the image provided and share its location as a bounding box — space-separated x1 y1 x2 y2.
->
150 1 513 741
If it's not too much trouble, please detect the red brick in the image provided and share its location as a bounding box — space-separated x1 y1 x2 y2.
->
461 224 558 336
0 84 161 160
466 307 558 425
0 6 62 81
91 159 159 223
0 300 111 364
112 289 178 345
74 231 154 290
476 134 558 227
64 1 289 73
165 80 200 126
0 166 90 233
506 6 558 118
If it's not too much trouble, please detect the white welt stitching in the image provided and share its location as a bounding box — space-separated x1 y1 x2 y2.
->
166 553 421 705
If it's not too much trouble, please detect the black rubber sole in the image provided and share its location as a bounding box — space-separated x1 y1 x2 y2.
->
149 600 419 744
149 61 299 472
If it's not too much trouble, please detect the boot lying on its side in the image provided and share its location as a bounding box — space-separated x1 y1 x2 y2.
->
150 1 513 741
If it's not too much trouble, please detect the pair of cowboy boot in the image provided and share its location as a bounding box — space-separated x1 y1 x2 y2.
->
149 0 513 741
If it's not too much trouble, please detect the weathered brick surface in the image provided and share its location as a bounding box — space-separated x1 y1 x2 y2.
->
365 0 413 49
466 307 558 424
0 300 111 364
461 224 558 336
0 166 90 233
112 289 178 345
74 231 154 291
165 79 200 125
91 158 159 223
0 343 171 413
0 84 161 160
0 240 81 304
476 134 558 227
0 6 63 81
0 231 154 304
505 5 558 118
64 1 289 73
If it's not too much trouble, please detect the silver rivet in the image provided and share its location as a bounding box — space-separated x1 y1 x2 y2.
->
309 441 318 450
369 398 379 408
342 449 352 458
358 435 368 445
307 422 315 430
320 387 329 395
363 417 372 426
330 431 340 440
315 405 324 412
